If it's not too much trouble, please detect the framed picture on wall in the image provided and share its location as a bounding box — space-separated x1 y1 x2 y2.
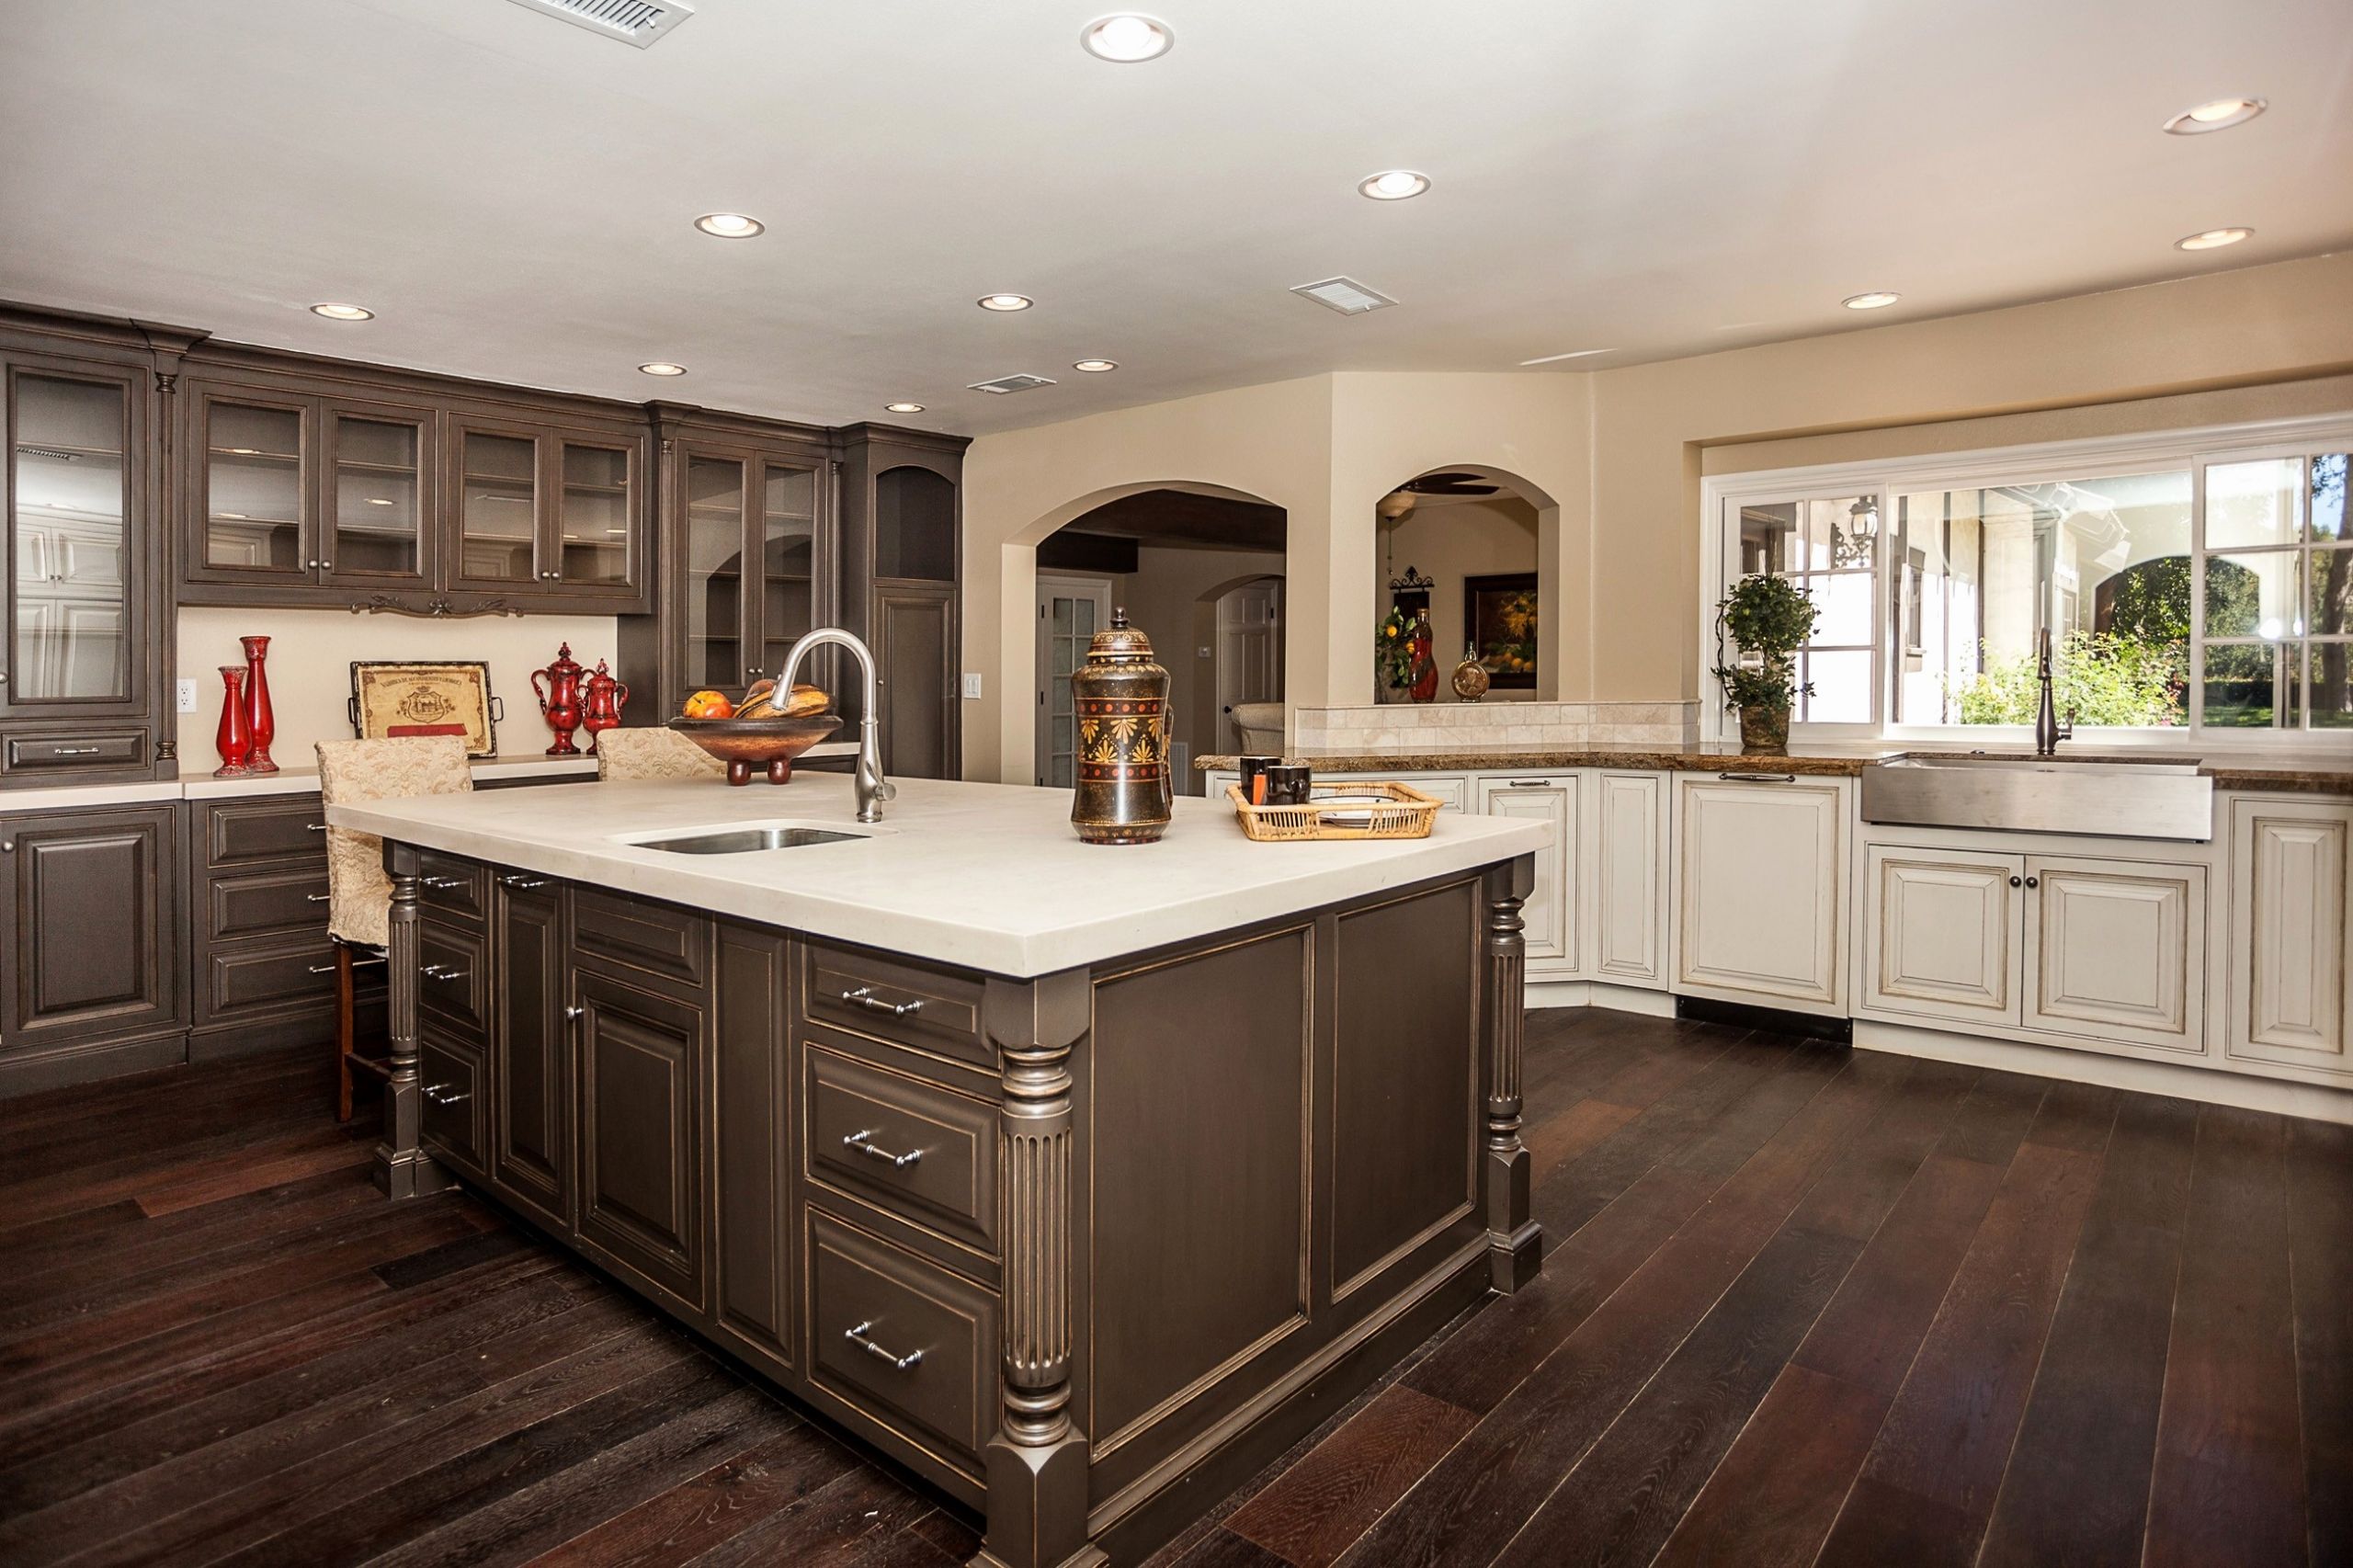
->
1465 573 1539 689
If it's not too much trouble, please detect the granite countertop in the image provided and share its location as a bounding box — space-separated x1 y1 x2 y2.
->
326 774 1550 977
1195 742 2353 797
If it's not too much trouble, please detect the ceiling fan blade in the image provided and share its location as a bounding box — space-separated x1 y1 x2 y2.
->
1402 472 1502 496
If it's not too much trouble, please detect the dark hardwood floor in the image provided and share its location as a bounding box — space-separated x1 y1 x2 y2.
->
3 1012 2344 1567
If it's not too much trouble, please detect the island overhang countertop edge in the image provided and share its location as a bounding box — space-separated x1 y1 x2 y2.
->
325 774 1551 978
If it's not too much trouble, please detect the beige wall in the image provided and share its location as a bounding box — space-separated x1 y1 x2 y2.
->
177 607 618 769
959 252 2353 779
1375 496 1540 701
1116 545 1285 770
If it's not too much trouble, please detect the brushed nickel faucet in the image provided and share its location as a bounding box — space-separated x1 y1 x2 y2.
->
778 628 894 823
2034 626 2075 757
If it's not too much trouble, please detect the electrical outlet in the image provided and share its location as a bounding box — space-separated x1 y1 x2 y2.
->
176 677 198 714
961 673 983 699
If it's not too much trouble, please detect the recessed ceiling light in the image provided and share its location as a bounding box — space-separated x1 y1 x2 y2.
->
2163 97 2267 134
2175 226 2254 251
309 302 373 321
1358 169 1431 201
637 361 688 376
1518 348 1611 366
884 402 926 414
1080 14 1172 62
977 294 1034 312
693 211 765 238
1072 359 1118 373
1842 291 1902 311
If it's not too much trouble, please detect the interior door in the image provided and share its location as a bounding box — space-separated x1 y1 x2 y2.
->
1036 575 1110 788
1213 578 1281 751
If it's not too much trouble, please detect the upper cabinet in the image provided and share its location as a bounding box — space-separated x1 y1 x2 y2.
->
619 409 834 719
176 352 652 615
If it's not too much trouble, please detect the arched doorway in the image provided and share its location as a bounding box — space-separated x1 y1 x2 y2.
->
1027 485 1287 790
1372 466 1555 701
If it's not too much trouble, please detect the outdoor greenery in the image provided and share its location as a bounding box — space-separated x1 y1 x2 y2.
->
1711 574 1819 713
1949 629 2188 726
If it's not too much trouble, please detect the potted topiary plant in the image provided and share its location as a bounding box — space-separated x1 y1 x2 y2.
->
1711 574 1819 754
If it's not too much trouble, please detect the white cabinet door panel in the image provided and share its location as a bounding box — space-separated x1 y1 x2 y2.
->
2024 856 2205 1055
1673 776 1849 1012
1864 846 2022 1025
1588 771 1668 987
2227 799 2351 1077
1476 774 1576 973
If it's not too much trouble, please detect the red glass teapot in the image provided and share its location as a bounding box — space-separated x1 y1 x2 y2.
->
582 658 629 755
531 642 585 756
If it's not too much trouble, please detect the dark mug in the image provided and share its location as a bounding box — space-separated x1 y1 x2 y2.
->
1238 755 1281 806
1263 763 1313 805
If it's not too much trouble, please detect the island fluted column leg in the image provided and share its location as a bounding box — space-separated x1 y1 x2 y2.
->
976 971 1106 1568
1483 855 1540 1290
373 841 449 1200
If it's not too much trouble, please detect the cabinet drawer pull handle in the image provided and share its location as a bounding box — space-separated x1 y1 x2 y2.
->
843 1130 924 1169
48 746 101 756
1504 778 1550 788
307 961 336 974
307 822 329 833
2009 875 2023 888
499 874 550 889
844 1321 924 1371
423 1084 470 1106
421 875 464 891
840 986 923 1018
1718 771 1798 783
422 962 465 981
306 892 332 903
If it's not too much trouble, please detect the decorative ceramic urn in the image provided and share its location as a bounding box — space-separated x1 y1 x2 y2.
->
1069 608 1173 845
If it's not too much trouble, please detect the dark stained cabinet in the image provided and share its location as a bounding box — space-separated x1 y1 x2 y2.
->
574 965 707 1312
838 426 966 778
446 415 647 610
0 804 185 1083
875 585 956 781
490 873 571 1230
711 921 795 1373
188 793 342 1054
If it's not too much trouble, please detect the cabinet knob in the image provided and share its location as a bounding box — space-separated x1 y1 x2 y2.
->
563 1005 585 1020
2025 876 2040 890
2009 875 2023 887
1 841 13 853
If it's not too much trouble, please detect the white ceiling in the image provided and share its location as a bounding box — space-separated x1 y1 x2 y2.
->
2 0 2347 438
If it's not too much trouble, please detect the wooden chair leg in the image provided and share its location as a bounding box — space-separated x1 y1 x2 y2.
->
335 942 357 1123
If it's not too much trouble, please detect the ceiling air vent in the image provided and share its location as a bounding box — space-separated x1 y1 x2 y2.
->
967 373 1058 395
504 0 695 48
1290 276 1397 316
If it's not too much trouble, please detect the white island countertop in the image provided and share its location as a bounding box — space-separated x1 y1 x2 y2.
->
327 774 1551 977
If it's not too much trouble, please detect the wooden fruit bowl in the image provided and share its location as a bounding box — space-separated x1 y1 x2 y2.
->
667 714 843 785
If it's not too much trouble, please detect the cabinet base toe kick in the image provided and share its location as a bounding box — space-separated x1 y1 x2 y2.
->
381 840 1542 1567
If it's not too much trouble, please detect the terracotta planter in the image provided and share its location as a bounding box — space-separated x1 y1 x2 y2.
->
1737 704 1790 755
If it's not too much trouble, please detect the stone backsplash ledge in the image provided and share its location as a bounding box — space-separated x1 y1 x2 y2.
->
1292 701 1701 751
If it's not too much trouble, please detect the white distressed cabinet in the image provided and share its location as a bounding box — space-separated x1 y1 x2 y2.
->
1476 773 1578 977
2226 796 2352 1081
1673 774 1851 1016
1586 770 1669 987
1863 845 2020 1025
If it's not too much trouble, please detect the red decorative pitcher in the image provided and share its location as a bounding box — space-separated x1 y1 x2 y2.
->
531 642 585 756
581 659 629 755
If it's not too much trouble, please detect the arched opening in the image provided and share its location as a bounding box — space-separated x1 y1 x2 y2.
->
1028 484 1286 791
1371 466 1555 703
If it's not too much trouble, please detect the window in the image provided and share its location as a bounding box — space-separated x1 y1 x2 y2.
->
1706 419 2353 742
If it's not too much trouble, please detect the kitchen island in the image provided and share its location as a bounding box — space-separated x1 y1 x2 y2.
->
327 775 1548 1568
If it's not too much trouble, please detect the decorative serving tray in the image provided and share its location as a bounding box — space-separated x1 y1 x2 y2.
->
1227 780 1442 842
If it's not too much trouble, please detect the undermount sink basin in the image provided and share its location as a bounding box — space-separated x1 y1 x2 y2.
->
630 824 870 855
1863 752 2214 841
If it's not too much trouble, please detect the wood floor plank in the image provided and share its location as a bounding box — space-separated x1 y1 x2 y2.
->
1648 1363 1889 1568
531 1423 866 1568
1975 1093 2197 1568
681 1460 942 1568
1223 1383 1475 1568
1813 1086 2114 1568
2286 1117 2353 1568
2143 1107 2308 1568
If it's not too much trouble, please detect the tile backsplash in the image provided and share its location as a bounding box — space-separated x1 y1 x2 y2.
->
1292 700 1700 752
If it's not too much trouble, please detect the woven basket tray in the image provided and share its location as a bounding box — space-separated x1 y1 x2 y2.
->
1226 781 1442 842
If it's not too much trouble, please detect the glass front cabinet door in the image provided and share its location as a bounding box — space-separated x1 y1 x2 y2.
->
449 417 647 609
670 441 821 698
5 359 145 718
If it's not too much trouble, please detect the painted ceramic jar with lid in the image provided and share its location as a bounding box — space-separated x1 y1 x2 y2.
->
1070 608 1173 845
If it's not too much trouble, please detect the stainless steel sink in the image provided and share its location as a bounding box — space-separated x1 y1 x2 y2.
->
634 826 869 854
1861 752 2214 840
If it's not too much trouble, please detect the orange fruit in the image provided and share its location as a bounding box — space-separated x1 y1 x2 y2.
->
682 690 734 720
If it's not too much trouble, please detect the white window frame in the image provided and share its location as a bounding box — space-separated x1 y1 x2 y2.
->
1699 412 2353 750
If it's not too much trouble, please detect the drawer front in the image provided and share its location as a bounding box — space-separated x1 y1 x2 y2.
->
4 730 147 773
808 1212 996 1474
200 937 337 1023
207 866 332 943
419 1032 486 1179
808 1047 997 1253
573 887 709 989
805 942 986 1071
417 850 487 924
417 920 488 1038
203 795 328 869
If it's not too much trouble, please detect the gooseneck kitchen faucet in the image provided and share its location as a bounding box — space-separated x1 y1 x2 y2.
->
777 628 894 823
2034 626 2074 757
